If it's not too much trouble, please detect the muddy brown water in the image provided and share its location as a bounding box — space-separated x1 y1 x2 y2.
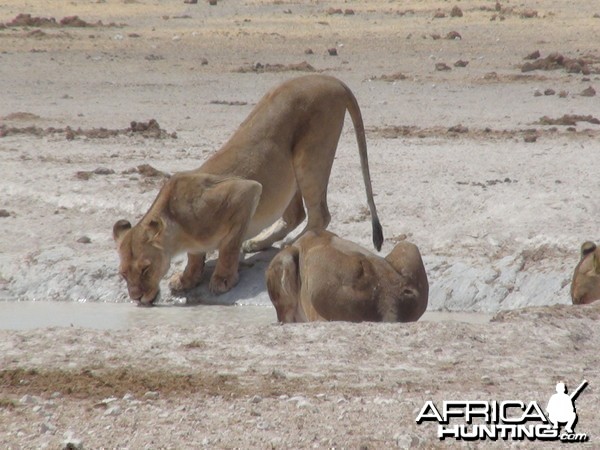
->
0 302 491 330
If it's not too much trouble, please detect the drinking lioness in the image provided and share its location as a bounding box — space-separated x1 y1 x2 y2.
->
266 230 428 323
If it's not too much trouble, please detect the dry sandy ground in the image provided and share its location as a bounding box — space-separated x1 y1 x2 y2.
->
1 0 599 448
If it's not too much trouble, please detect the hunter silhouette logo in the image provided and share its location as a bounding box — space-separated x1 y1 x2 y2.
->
416 380 589 442
546 380 587 435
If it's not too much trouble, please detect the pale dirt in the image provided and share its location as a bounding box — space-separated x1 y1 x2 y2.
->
0 0 599 448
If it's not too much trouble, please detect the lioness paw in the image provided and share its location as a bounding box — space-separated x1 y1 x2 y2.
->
169 272 196 292
242 240 263 253
209 272 239 294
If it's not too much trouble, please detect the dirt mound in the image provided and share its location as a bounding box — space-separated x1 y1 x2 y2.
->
535 114 600 126
0 119 177 139
3 13 122 28
521 52 600 74
235 61 315 73
368 72 407 82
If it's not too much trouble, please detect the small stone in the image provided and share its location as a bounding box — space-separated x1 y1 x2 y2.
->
0 209 10 218
208 0 217 5
524 134 537 143
558 90 568 98
200 58 208 65
533 90 542 97
450 6 463 17
524 50 540 60
580 86 596 97
122 393 135 402
481 375 494 385
445 31 462 40
271 369 286 380
344 9 355 15
327 47 338 56
250 395 262 404
144 391 159 400
20 394 38 405
435 62 451 71
40 422 56 434
544 89 555 96
104 405 122 416
304 48 313 55
77 236 91 244
454 59 469 67
93 167 115 175
433 10 446 19
62 439 84 450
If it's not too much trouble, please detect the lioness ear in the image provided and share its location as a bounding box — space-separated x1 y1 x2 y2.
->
146 218 165 242
113 219 132 243
580 241 597 259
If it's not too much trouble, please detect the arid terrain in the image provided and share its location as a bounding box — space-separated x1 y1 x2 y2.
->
1 0 599 448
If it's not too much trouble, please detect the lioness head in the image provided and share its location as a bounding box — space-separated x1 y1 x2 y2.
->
571 241 600 305
113 218 171 306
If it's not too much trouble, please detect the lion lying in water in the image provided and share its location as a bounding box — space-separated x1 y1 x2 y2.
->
113 75 383 305
266 230 428 323
571 241 600 305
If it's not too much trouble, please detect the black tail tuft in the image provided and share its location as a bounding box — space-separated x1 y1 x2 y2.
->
372 218 383 252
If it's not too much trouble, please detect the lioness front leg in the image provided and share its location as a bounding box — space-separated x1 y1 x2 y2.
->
169 252 206 292
209 180 263 294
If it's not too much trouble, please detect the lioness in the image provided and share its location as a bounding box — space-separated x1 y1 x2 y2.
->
571 241 600 305
113 75 383 305
266 230 428 323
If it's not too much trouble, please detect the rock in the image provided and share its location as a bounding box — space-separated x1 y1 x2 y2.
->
40 422 56 434
435 62 451 71
524 134 537 143
250 395 262 404
62 439 84 450
122 393 135 401
327 47 338 56
304 48 313 55
580 86 596 97
454 59 469 67
445 31 462 40
144 391 160 400
524 50 540 60
76 236 91 244
544 89 555 96
450 6 463 17
93 167 115 175
20 394 39 405
104 405 122 416
0 209 11 218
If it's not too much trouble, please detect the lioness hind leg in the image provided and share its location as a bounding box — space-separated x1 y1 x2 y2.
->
243 190 306 253
169 252 206 292
292 116 344 238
